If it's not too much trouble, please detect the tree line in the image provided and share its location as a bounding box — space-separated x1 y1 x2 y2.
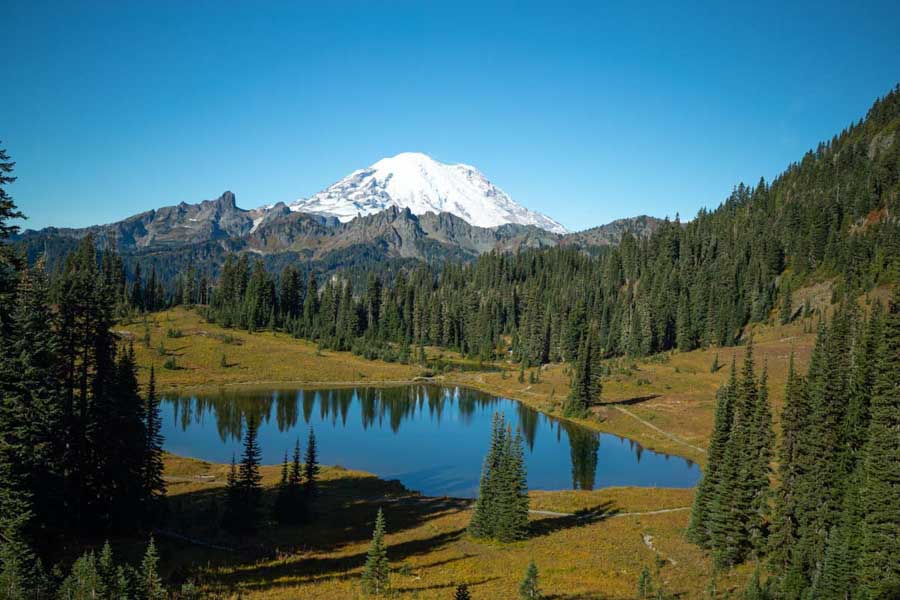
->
1 151 167 594
177 89 900 382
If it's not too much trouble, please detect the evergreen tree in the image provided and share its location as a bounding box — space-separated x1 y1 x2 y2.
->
779 285 793 325
454 583 472 599
469 413 506 539
139 536 166 600
222 417 263 533
857 288 900 597
361 508 389 596
494 428 530 542
519 560 541 600
768 355 807 583
565 326 601 418
58 551 101 600
143 366 166 517
0 261 61 574
687 361 736 547
304 427 319 501
273 450 291 524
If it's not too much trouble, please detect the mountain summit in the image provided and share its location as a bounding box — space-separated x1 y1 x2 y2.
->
285 152 567 234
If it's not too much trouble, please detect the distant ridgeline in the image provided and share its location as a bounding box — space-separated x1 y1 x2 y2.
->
22 86 900 366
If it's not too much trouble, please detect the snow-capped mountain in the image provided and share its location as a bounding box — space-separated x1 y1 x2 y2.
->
284 152 567 234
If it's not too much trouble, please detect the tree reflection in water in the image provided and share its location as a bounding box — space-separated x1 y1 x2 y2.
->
163 384 694 495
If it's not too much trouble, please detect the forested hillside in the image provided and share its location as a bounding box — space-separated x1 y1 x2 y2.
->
202 87 900 366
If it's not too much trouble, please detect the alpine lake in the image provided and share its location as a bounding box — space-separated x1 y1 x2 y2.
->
162 384 700 498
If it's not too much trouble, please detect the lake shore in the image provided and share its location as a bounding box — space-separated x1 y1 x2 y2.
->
122 307 713 466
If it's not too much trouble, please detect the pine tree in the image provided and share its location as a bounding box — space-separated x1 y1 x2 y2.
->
687 361 736 547
857 288 900 598
768 355 807 582
0 261 61 575
304 427 319 501
565 326 600 417
746 362 773 555
143 366 166 517
58 551 101 599
361 508 389 596
97 541 118 599
498 428 530 542
469 413 506 539
519 560 541 600
779 285 793 325
273 450 291 524
221 417 263 534
707 345 760 567
140 536 166 600
454 583 472 599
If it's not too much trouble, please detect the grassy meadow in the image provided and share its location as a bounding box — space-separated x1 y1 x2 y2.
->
158 454 751 599
115 284 887 598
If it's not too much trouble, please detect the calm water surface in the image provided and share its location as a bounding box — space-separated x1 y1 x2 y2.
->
162 385 700 498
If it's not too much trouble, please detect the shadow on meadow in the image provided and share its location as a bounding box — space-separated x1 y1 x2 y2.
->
528 500 619 538
599 394 660 407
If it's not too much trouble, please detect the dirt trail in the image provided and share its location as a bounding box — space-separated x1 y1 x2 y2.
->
528 506 691 519
613 406 707 455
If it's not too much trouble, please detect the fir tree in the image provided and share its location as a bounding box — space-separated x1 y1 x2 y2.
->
222 417 263 533
519 560 541 600
361 508 389 596
768 354 807 582
143 366 166 516
304 427 319 501
469 413 506 539
273 450 291 524
779 285 793 325
687 361 736 547
139 536 166 600
454 583 472 599
58 551 101 599
857 288 900 597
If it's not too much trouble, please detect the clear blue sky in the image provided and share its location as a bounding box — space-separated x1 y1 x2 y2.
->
3 1 898 232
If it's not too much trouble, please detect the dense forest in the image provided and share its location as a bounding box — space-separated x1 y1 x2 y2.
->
188 88 900 377
687 294 899 598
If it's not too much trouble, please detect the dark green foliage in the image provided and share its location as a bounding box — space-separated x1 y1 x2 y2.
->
469 413 530 542
565 324 602 418
1 182 166 585
304 427 320 501
779 284 793 325
519 560 541 600
0 144 23 241
454 583 472 599
361 508 389 595
187 88 900 370
857 288 900 597
637 565 652 598
223 417 263 533
687 361 736 547
273 451 292 525
764 295 899 599
139 536 165 600
689 344 773 568
144 367 166 517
